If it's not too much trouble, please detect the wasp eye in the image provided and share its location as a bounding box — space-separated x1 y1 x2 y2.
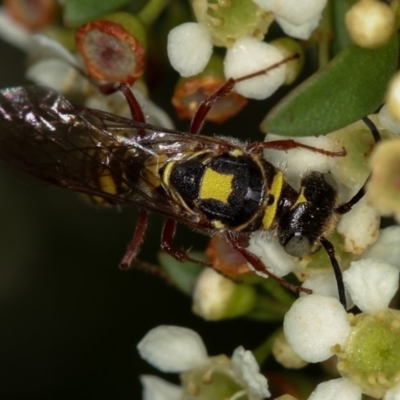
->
284 234 312 257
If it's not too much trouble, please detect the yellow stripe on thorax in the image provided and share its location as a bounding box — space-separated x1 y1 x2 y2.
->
262 171 284 229
292 187 307 208
199 168 233 204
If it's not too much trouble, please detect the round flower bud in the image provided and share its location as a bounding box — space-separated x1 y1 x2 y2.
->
284 295 351 363
167 22 213 77
345 0 395 49
224 37 286 100
386 71 400 123
192 268 256 321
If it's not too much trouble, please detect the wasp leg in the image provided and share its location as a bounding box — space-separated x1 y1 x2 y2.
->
120 209 149 269
226 231 312 295
336 116 381 215
190 79 236 134
247 140 346 157
190 54 300 135
110 84 150 269
161 219 211 267
320 237 347 308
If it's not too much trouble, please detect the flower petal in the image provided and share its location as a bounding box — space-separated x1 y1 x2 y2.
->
0 8 30 50
29 34 79 66
252 0 327 26
362 226 400 269
167 22 212 77
231 346 271 398
343 259 399 313
224 37 285 100
275 14 321 40
137 326 209 372
336 195 380 255
140 375 182 400
247 232 297 278
301 271 354 310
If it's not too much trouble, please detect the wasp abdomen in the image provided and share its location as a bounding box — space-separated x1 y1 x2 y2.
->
168 154 265 229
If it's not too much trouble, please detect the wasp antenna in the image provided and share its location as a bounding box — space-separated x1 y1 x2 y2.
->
320 237 347 308
362 116 381 143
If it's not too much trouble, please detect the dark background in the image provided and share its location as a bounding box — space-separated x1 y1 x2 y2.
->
0 13 281 400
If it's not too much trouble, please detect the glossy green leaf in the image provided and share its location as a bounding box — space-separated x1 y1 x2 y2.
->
63 0 131 27
262 35 399 136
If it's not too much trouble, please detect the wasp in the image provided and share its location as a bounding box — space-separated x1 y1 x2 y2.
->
0 57 379 308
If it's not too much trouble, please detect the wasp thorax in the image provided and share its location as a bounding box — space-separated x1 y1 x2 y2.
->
278 171 339 257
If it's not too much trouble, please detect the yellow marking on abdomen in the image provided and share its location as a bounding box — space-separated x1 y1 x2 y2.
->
162 161 175 187
262 171 284 229
98 174 118 195
200 168 234 204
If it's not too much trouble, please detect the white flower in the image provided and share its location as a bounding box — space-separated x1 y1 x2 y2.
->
167 25 288 100
252 0 328 39
343 259 399 313
285 256 399 363
138 325 270 400
231 346 271 399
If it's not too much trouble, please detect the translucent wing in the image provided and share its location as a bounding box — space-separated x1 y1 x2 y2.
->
0 86 237 225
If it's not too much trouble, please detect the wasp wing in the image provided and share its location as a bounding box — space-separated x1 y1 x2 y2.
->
0 86 236 225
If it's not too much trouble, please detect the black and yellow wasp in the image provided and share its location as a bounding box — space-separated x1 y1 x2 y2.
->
0 62 378 308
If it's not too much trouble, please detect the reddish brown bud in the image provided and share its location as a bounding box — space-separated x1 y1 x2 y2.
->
75 18 145 84
4 0 59 31
206 235 251 278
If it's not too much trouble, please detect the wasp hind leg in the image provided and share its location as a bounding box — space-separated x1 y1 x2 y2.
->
112 84 150 270
161 219 211 267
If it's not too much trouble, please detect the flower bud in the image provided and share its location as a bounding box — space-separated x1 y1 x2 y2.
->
345 0 395 49
75 12 146 84
192 268 256 320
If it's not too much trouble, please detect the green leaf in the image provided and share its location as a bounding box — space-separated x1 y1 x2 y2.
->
158 251 204 295
330 0 352 55
262 34 399 136
63 0 132 27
